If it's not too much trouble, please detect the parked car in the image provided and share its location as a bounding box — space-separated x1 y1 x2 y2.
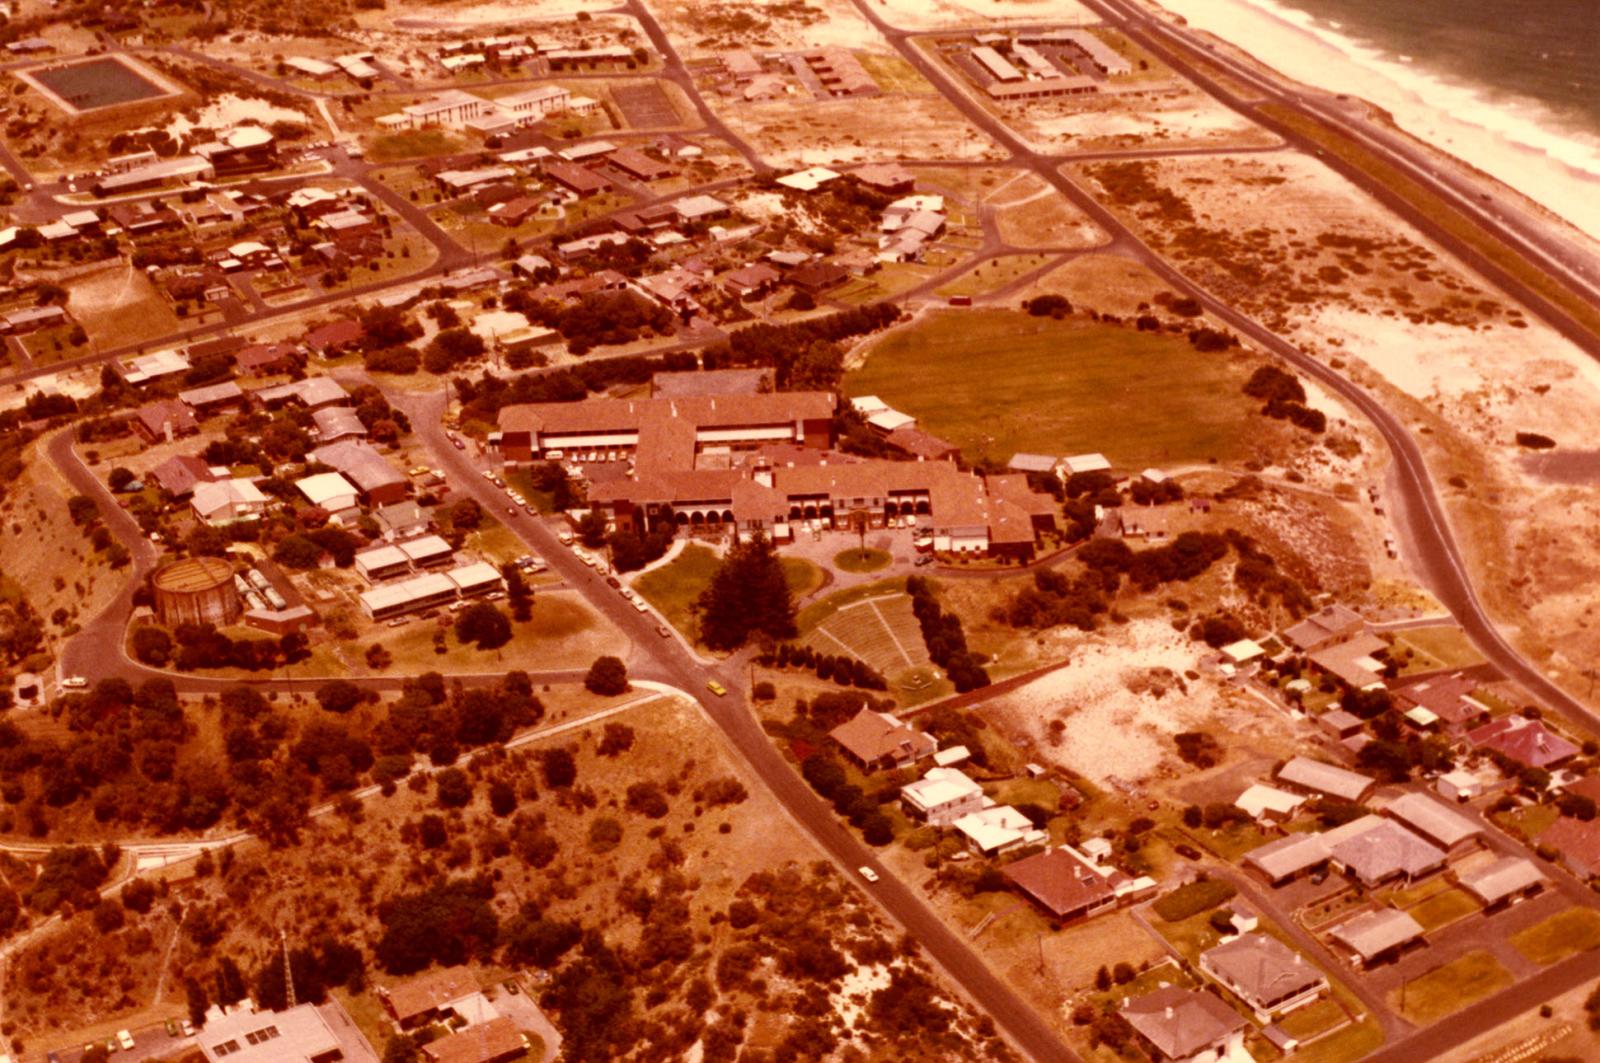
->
858 866 879 883
1175 844 1202 860
60 675 87 689
914 555 935 566
118 1030 135 1050
656 624 671 638
706 680 727 696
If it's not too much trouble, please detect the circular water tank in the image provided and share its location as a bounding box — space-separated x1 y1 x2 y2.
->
151 556 241 628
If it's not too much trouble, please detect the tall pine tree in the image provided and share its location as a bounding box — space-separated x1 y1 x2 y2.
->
696 533 797 650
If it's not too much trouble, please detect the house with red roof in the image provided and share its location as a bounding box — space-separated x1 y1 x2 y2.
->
1467 715 1579 771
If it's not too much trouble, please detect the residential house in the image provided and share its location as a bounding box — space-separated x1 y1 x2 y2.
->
607 147 675 182
1454 856 1545 911
374 500 434 541
420 1017 527 1063
852 162 916 195
0 305 66 334
1306 632 1389 690
1002 846 1118 922
1381 793 1482 855
1467 715 1579 771
178 381 247 417
149 454 218 498
1199 933 1327 1020
133 399 199 444
1533 816 1600 879
1329 909 1424 967
380 967 482 1031
672 194 731 225
829 706 936 771
1244 814 1444 889
1234 783 1305 823
899 767 985 827
951 806 1047 856
544 161 612 198
235 342 299 377
312 406 368 443
1317 709 1364 740
1283 604 1367 653
1275 756 1375 803
303 320 366 358
1392 672 1490 732
192 479 268 526
1118 986 1246 1063
723 263 781 300
119 349 192 386
787 261 849 294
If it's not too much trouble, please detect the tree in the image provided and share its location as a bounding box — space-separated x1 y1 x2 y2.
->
577 509 607 548
502 563 533 622
108 466 136 491
489 780 517 817
696 533 797 650
584 656 628 696
185 975 211 1028
435 768 473 808
451 497 482 530
540 747 577 789
132 626 174 666
455 602 512 650
424 327 486 373
316 680 364 714
597 722 635 757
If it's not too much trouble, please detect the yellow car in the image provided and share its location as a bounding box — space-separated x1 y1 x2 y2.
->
706 680 728 697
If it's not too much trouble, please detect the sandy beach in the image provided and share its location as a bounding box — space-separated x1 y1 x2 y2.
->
1152 0 1600 246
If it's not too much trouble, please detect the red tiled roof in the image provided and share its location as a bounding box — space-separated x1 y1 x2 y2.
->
1002 847 1115 918
1467 715 1579 769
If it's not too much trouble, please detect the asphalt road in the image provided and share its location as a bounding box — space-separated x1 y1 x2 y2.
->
386 389 1084 1062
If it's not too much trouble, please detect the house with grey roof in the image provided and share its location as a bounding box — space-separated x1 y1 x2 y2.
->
1454 856 1545 910
1276 756 1375 803
1382 793 1482 854
1330 908 1424 966
1200 933 1327 1020
1118 985 1246 1063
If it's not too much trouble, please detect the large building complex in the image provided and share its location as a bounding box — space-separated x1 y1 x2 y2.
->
494 392 1058 557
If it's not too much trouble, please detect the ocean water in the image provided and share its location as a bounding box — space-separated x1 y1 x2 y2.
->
1236 0 1600 175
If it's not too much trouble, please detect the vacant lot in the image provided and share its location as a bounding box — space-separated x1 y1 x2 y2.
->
1390 950 1514 1025
848 308 1261 467
1511 908 1600 966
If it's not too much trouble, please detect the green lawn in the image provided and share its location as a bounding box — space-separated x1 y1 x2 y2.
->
1390 951 1513 1025
1510 908 1600 966
634 544 821 642
1406 887 1480 932
1275 996 1347 1040
796 577 908 633
847 309 1260 468
1393 626 1485 670
834 547 892 574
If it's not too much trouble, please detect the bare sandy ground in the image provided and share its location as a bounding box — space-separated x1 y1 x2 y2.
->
872 0 1094 31
1012 88 1277 154
654 0 884 56
726 95 1004 166
168 94 310 138
991 619 1256 787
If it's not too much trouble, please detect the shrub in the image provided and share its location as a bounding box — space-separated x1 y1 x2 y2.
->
584 655 629 696
1151 877 1236 922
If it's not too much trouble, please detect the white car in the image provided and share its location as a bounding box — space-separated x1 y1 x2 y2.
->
632 599 650 613
60 675 87 689
858 866 879 883
118 1030 135 1050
